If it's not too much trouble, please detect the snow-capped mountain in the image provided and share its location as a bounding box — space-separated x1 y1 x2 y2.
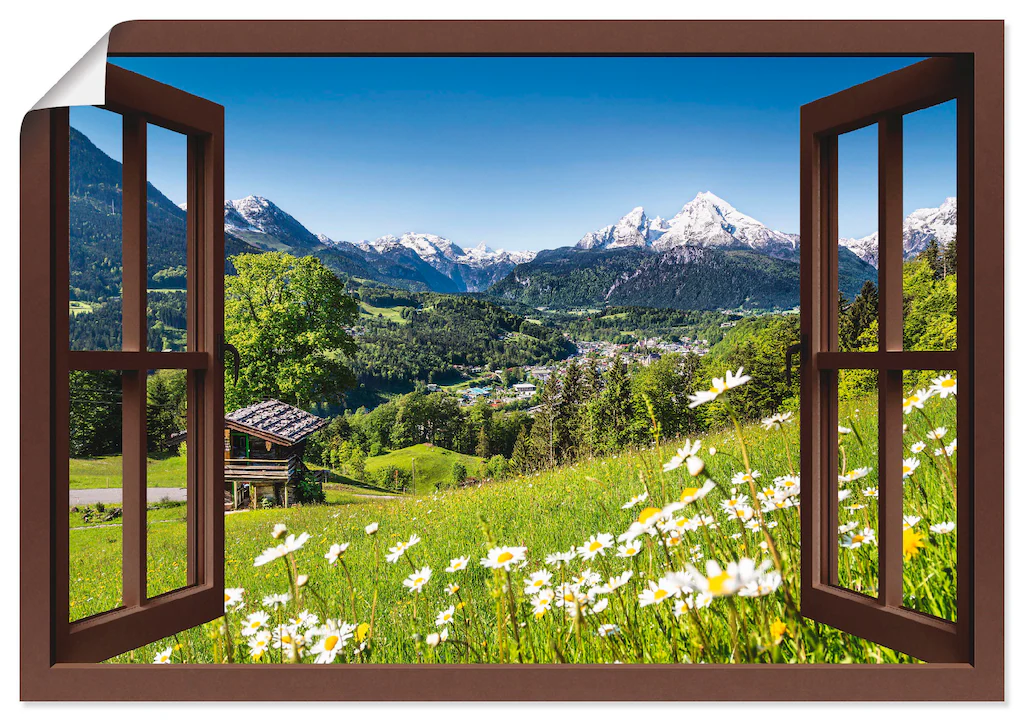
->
222 196 537 292
224 195 322 251
577 207 668 250
838 232 880 268
576 192 799 260
839 197 957 268
356 232 537 292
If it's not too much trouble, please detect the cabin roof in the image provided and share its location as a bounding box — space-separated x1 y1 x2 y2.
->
225 399 328 447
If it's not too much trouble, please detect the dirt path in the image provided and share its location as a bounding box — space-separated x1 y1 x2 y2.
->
68 487 187 506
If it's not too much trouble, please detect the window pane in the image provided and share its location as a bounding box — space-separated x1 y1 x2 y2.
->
836 125 880 352
68 370 124 622
836 369 879 597
146 370 190 598
902 101 957 352
901 369 957 622
69 107 123 351
146 124 190 352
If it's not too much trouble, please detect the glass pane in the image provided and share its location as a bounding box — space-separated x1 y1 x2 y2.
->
68 107 123 351
146 370 190 598
68 370 124 621
901 369 957 622
836 368 879 597
902 101 957 352
836 124 880 352
146 124 189 352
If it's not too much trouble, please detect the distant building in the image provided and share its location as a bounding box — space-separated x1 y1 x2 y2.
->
513 382 537 396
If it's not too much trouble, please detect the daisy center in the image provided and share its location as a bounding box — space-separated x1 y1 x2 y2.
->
707 572 732 595
497 552 514 564
324 636 339 651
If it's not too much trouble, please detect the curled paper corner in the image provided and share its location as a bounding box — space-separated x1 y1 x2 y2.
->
31 31 110 111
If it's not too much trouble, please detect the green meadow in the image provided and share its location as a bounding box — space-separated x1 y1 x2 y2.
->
69 380 958 664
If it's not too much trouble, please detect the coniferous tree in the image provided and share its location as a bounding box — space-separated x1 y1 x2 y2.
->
510 427 534 474
921 238 941 279
940 236 957 278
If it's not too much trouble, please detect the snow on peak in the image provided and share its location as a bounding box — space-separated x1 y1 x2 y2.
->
576 192 797 258
841 197 957 267
366 231 535 269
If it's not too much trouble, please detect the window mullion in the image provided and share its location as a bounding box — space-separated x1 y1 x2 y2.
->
877 113 904 608
120 113 148 608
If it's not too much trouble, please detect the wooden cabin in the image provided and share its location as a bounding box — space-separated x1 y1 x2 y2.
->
224 399 327 510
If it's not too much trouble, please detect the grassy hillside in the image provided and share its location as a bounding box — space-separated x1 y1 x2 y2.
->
72 377 960 664
365 444 486 492
69 454 187 490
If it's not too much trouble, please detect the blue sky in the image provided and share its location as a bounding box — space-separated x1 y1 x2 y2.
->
71 57 956 251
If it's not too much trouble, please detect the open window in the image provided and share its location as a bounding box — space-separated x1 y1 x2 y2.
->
28 64 225 663
799 57 972 663
19 21 1002 702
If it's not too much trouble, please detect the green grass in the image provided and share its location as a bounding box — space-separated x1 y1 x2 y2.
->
359 302 409 324
364 443 486 492
68 300 93 315
71 382 958 666
69 453 188 489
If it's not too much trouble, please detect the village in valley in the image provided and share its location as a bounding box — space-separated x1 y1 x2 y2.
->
429 333 713 410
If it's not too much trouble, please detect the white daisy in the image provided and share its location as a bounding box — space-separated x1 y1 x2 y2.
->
445 556 470 572
403 567 432 593
930 521 956 534
578 533 614 561
153 646 173 664
481 546 527 570
435 605 456 627
324 542 349 565
638 577 681 606
903 388 935 414
241 610 270 637
616 539 643 558
386 534 421 564
262 593 291 609
621 491 649 509
840 527 877 549
929 374 957 398
522 569 553 595
761 412 793 431
223 587 244 612
731 470 762 486
311 621 356 664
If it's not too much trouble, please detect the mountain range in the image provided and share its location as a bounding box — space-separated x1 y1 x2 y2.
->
69 125 954 313
838 197 957 268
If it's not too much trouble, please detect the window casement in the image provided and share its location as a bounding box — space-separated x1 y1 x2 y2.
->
799 57 975 663
32 64 225 664
19 20 1003 702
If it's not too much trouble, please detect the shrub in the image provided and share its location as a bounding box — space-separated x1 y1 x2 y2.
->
371 464 412 492
294 472 326 505
450 461 468 487
485 454 511 480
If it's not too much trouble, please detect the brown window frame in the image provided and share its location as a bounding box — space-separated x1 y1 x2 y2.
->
20 20 1003 701
26 64 225 665
798 56 975 664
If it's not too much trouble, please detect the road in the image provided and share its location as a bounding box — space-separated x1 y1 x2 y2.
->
68 487 187 506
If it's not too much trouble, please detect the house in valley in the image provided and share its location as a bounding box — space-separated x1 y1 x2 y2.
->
224 399 327 510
